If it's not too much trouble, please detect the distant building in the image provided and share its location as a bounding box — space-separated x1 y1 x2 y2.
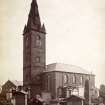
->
1 80 23 99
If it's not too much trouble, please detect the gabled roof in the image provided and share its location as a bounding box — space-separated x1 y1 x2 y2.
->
46 63 91 75
2 80 23 87
11 80 23 86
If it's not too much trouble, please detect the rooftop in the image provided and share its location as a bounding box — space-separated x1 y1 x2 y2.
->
46 63 91 75
2 80 23 87
11 80 23 86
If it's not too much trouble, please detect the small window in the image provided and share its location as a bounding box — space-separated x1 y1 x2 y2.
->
35 57 40 63
36 35 40 40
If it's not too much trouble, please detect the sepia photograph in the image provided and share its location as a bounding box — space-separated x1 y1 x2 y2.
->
0 0 105 105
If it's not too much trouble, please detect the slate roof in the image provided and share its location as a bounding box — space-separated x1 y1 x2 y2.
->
46 63 91 75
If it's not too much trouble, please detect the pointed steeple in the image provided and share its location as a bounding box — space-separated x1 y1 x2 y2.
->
27 0 41 31
23 0 47 35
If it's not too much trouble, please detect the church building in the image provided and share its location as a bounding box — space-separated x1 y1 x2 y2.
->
23 0 95 104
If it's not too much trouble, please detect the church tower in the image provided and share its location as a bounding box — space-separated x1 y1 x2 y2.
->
23 0 46 97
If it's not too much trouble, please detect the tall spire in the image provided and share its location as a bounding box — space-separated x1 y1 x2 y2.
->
26 0 41 32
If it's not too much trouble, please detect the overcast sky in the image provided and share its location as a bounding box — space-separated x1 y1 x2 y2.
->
0 0 105 87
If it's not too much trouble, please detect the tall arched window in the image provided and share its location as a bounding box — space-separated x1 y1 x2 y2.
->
80 76 83 84
72 75 76 83
63 74 68 84
86 76 90 80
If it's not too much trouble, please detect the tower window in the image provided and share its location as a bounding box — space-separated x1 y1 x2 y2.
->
36 35 41 47
36 35 40 40
35 57 40 63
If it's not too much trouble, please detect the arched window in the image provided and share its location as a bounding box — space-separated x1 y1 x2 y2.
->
80 76 83 84
72 75 76 83
36 35 41 47
63 74 68 84
86 76 90 80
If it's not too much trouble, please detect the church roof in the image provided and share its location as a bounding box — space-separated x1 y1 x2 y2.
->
46 63 91 75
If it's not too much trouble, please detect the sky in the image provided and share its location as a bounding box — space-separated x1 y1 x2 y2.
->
0 0 105 87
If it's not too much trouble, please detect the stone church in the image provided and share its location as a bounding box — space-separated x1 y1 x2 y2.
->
23 0 95 104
